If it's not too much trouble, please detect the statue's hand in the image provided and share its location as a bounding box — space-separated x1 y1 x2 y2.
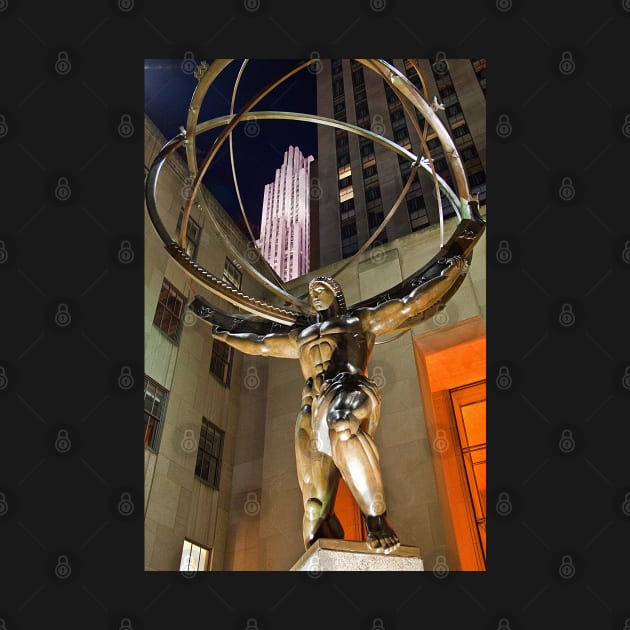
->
441 255 467 278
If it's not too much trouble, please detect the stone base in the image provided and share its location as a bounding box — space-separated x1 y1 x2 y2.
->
290 538 424 571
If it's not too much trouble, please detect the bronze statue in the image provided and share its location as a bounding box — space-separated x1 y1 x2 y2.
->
212 255 467 554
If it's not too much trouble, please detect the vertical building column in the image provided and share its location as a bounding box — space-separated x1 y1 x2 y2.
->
447 60 486 172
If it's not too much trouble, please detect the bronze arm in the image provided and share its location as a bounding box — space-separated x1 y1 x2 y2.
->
213 329 299 359
357 256 467 337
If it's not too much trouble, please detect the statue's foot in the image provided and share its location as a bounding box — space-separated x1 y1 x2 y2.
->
365 513 400 554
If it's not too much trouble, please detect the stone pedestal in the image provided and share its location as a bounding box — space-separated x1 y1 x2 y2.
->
290 539 424 571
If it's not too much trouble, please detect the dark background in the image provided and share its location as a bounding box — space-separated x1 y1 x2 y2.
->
1 1 630 629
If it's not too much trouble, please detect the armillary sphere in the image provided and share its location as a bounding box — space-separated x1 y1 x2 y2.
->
145 58 486 338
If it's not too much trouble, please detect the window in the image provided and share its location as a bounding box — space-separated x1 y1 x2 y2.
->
195 418 224 489
342 234 358 258
351 68 364 88
336 133 349 150
333 78 344 97
341 222 357 238
337 149 350 166
176 210 201 258
368 211 384 228
338 175 352 189
144 375 168 450
331 58 343 75
210 339 234 386
363 164 377 179
365 185 381 202
180 539 210 572
394 127 409 143
354 88 367 104
153 278 186 342
360 140 374 157
223 258 242 289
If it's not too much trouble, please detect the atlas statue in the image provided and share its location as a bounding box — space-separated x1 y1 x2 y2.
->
212 259 466 553
145 58 486 558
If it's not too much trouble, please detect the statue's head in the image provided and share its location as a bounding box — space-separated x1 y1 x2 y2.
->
308 276 347 316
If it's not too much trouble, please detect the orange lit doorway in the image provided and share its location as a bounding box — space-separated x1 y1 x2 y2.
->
450 382 486 563
413 315 486 570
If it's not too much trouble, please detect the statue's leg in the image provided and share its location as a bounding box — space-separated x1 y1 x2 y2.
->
295 381 344 549
327 388 400 553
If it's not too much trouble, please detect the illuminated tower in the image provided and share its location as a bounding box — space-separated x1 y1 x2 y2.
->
258 146 314 281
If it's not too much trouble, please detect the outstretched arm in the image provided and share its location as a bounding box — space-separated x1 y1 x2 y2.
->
357 256 467 336
212 328 299 359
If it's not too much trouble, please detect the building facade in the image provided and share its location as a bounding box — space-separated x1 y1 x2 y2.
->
316 58 486 266
258 145 314 282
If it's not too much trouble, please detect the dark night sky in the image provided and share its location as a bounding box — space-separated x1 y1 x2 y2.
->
144 59 317 238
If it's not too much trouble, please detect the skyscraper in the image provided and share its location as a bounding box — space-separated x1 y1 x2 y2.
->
258 145 314 282
316 58 486 266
